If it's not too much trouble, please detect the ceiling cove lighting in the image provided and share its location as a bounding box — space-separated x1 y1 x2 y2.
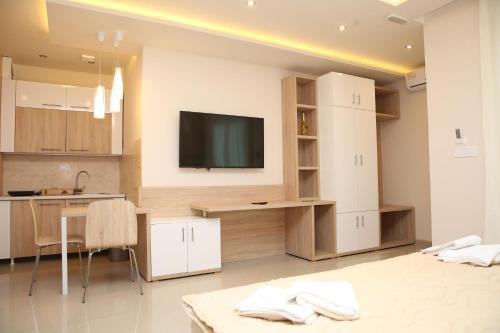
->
63 0 412 75
94 31 106 119
110 30 124 113
379 0 409 6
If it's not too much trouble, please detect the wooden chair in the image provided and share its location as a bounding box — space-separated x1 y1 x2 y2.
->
28 200 84 296
82 200 142 303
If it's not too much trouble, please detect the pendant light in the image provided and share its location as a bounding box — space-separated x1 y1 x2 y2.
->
94 31 106 119
110 30 123 113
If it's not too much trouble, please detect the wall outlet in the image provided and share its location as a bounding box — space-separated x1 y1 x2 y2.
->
59 164 71 172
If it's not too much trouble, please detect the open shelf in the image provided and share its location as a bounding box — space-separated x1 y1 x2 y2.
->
298 139 317 167
296 77 316 106
375 86 400 122
299 169 319 199
313 204 336 259
296 109 317 136
297 104 316 111
379 205 415 249
298 166 319 170
297 135 317 140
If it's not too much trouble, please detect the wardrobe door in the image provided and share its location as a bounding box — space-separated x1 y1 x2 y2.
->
355 110 379 212
354 77 375 111
336 212 359 254
359 211 380 250
331 74 356 108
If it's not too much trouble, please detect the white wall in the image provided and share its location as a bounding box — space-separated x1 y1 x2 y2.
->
381 80 432 241
140 48 287 187
424 0 485 244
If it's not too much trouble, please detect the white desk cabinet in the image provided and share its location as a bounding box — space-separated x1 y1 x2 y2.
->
150 216 221 280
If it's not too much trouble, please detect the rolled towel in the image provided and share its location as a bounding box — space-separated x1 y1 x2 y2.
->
236 286 317 324
287 281 359 321
421 235 482 255
437 244 500 267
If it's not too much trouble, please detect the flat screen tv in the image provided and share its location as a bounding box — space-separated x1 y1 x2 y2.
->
179 111 264 168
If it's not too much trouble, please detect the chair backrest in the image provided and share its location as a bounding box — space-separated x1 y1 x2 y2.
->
85 200 137 249
29 200 40 245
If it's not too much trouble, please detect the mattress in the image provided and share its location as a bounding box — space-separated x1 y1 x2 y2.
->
183 252 500 333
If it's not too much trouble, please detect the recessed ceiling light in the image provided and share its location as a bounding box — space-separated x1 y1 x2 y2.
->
405 44 413 49
38 54 47 59
379 0 409 6
338 25 347 32
247 1 256 7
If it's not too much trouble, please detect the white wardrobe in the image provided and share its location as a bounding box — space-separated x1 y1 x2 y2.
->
318 72 380 254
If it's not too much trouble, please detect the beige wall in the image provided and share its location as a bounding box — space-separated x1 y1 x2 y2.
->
424 0 485 244
140 48 287 187
380 80 432 241
12 64 113 88
2 155 120 195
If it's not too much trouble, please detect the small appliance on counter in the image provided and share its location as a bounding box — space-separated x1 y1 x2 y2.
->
8 190 41 197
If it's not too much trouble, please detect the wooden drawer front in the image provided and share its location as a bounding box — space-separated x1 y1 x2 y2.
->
15 107 67 153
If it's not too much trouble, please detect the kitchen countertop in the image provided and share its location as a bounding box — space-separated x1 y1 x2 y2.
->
0 193 126 201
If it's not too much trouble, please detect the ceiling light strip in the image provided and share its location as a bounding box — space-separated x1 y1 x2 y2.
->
59 0 411 74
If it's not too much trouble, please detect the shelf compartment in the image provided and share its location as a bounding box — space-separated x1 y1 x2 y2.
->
297 104 316 111
299 169 319 199
379 206 415 249
296 77 316 106
296 109 317 136
313 204 335 259
298 139 318 167
375 86 400 121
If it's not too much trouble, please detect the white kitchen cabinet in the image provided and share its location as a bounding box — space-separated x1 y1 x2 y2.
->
150 217 221 279
318 72 375 111
0 201 10 259
66 86 94 112
336 211 379 254
16 80 67 110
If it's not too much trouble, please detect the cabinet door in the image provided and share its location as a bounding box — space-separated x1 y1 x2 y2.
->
66 111 111 154
16 81 66 110
66 86 94 112
150 223 188 277
331 74 356 108
355 110 379 211
331 106 358 213
187 219 221 272
354 77 375 111
0 201 10 259
359 211 380 249
10 201 37 258
336 212 359 254
15 107 67 153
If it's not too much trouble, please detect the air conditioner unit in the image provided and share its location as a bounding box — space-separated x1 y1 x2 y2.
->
405 67 426 91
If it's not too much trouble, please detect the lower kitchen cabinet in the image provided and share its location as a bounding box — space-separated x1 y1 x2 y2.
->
336 211 379 254
150 217 221 280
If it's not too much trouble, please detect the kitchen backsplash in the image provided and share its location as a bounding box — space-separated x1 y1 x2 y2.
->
2 155 120 195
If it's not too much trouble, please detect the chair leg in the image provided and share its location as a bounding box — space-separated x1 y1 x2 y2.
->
29 248 42 296
82 250 95 303
129 248 143 296
128 248 135 282
76 243 84 288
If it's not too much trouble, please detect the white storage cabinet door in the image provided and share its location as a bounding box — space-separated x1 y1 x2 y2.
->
354 77 375 111
150 222 188 277
359 211 380 249
187 219 221 272
66 86 94 112
16 81 66 110
336 212 360 254
331 73 356 108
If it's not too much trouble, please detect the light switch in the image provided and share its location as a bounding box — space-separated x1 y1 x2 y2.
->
59 164 71 171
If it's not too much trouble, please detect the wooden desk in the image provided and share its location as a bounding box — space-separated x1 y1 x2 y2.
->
191 200 336 262
60 206 149 295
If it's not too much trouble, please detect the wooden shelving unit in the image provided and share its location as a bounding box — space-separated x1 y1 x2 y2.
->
282 74 320 201
375 86 400 122
379 205 416 249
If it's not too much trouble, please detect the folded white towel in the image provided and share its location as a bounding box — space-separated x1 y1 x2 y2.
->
287 281 359 321
236 286 317 324
421 235 482 255
437 244 500 267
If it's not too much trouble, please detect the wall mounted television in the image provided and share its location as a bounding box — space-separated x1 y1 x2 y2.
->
179 111 264 169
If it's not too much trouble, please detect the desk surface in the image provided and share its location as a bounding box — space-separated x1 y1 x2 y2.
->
191 200 335 214
61 206 150 218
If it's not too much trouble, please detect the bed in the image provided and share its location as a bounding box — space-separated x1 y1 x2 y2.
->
183 252 500 333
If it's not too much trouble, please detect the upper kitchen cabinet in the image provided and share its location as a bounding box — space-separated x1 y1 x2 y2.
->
66 86 94 112
66 111 112 154
16 80 67 110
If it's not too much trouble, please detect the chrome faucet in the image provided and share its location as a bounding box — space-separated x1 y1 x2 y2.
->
74 170 90 194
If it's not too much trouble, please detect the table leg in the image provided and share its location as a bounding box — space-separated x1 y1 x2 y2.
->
61 216 68 295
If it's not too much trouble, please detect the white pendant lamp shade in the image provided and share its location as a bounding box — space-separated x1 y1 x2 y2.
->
94 85 105 119
110 66 123 112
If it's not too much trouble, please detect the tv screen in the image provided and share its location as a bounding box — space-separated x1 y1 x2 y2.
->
179 111 264 168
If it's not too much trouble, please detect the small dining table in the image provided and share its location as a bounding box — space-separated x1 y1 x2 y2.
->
60 206 150 295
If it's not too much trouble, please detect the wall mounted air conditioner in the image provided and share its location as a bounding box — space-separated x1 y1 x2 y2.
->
405 67 426 91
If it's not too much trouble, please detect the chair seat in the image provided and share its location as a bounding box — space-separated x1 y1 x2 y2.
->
36 234 84 247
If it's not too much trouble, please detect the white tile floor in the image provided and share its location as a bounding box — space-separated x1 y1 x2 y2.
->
0 242 427 333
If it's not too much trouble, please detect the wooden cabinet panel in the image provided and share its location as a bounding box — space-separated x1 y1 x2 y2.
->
66 111 111 154
10 201 37 258
15 107 67 153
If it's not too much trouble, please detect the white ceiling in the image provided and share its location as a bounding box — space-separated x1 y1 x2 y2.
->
1 0 455 83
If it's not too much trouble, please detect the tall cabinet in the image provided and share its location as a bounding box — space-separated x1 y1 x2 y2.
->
318 72 380 254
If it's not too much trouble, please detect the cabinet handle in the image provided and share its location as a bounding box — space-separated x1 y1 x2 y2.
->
360 154 363 166
352 93 355 104
70 106 90 109
191 227 194 242
357 94 361 105
182 228 185 242
69 149 89 152
38 202 62 206
354 154 358 166
41 148 62 151
41 103 63 108
362 215 365 227
356 216 359 227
